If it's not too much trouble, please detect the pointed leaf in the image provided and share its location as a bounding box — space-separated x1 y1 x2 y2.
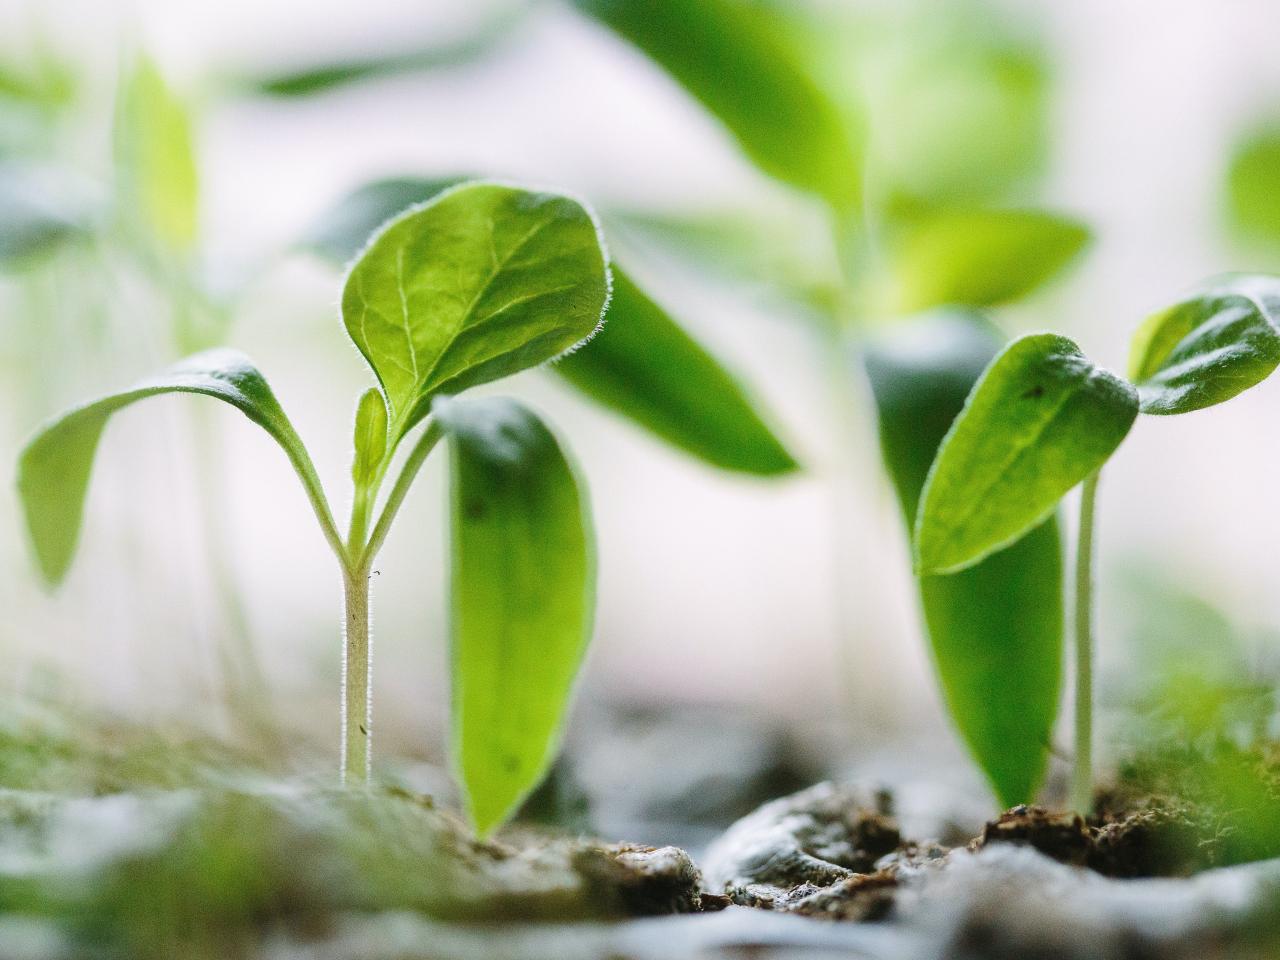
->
114 56 198 253
866 310 1062 807
341 182 610 436
18 349 328 585
554 269 797 475
1128 274 1280 416
573 0 861 212
302 176 468 264
916 333 1137 575
437 396 594 836
878 208 1090 314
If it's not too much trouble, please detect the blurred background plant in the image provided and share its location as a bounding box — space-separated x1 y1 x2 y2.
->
3 0 1280 840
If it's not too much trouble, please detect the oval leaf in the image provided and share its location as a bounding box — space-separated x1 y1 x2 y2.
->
866 310 1062 807
1128 275 1280 415
554 269 797 475
18 349 326 585
114 56 198 254
877 208 1090 314
915 333 1137 575
437 396 594 837
341 182 610 436
573 0 861 213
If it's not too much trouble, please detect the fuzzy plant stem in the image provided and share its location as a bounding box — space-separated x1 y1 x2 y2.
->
1071 472 1100 816
341 564 373 784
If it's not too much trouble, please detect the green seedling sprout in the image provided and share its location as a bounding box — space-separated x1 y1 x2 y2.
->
17 181 612 836
913 275 1280 813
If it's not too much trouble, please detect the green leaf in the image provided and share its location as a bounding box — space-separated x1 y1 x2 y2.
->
916 333 1137 575
437 396 594 836
241 5 530 97
865 310 1062 807
351 387 389 485
114 56 199 254
1224 126 1280 249
554 269 797 475
572 0 860 212
302 176 468 264
1128 274 1280 416
18 349 331 585
341 182 610 437
876 208 1090 314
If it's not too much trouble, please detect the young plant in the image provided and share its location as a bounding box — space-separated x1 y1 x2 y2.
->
913 274 1280 813
17 181 612 836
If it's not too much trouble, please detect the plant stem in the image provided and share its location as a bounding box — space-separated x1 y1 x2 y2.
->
1071 472 1100 816
341 563 373 784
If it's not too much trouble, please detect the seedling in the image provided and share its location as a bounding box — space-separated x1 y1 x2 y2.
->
914 274 1280 813
17 181 612 836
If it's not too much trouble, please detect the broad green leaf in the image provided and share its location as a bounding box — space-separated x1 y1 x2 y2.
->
1128 274 1280 415
0 163 88 263
555 269 797 475
114 56 199 253
437 395 594 836
341 182 610 437
573 0 861 212
1224 126 1280 249
302 176 468 263
18 349 325 585
876 208 1090 314
916 333 1137 575
351 387 389 485
865 310 1062 807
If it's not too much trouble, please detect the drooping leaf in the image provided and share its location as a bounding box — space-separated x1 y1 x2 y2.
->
865 310 1062 807
1128 274 1280 416
0 163 88 263
1224 126 1280 249
114 56 199 254
554 269 797 475
18 350 328 585
302 176 468 263
876 208 1090 314
572 0 861 212
437 395 594 836
916 333 1137 575
351 387 389 485
341 182 610 437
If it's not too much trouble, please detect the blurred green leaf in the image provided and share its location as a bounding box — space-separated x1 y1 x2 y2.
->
1224 125 1280 249
866 310 1062 807
303 176 468 263
240 5 530 97
18 350 324 586
573 0 861 212
916 333 1137 574
114 56 199 254
341 182 610 437
0 163 88 264
794 2 1048 206
606 207 842 311
438 396 594 837
555 269 798 475
876 208 1090 313
1129 274 1280 415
